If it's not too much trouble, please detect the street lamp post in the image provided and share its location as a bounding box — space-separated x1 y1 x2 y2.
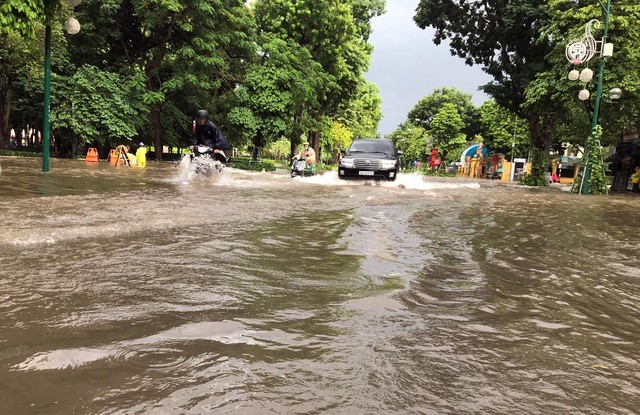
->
582 1 610 195
42 26 52 172
565 0 616 195
41 0 80 172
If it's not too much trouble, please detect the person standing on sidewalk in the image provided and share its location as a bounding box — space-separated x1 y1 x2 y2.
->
630 166 640 193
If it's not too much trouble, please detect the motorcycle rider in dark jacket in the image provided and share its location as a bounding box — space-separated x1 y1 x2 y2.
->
191 109 232 163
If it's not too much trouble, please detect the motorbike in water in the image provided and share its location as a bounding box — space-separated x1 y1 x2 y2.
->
190 145 227 176
290 156 316 178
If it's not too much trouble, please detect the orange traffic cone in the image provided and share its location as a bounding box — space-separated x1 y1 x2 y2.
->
86 147 99 163
108 149 117 166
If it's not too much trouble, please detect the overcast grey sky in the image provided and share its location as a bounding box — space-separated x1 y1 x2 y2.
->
365 0 492 136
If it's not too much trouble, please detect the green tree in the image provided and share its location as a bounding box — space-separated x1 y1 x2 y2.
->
0 32 36 142
408 87 479 138
264 136 290 161
388 121 429 165
430 103 467 162
414 0 553 123
523 0 640 188
478 100 530 158
1 0 77 144
582 125 607 194
414 0 554 184
0 0 42 38
51 65 147 150
337 80 382 139
68 0 256 160
527 0 640 148
519 148 548 187
227 35 326 160
2 16 72 145
253 0 381 158
350 0 386 41
320 119 353 163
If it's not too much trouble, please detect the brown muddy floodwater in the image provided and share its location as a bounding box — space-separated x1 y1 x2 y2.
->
0 156 639 414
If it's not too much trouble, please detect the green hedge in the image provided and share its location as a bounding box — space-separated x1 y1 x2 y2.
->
421 169 455 177
403 167 455 177
0 150 42 157
231 159 276 172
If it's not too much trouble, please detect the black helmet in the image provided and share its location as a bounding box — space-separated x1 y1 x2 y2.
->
196 109 208 120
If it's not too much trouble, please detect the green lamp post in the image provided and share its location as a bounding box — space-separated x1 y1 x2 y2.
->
582 0 610 195
41 0 80 172
565 0 617 195
42 0 55 173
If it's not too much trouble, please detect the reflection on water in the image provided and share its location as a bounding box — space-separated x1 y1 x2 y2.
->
0 156 639 414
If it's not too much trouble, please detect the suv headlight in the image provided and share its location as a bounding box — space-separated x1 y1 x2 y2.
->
381 160 397 169
340 158 354 168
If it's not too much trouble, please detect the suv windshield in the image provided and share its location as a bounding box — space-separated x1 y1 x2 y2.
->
348 140 394 155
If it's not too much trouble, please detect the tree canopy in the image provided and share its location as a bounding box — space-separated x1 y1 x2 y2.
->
478 100 530 158
414 0 555 150
0 0 42 38
407 87 479 138
525 0 640 147
51 64 146 145
1 0 384 160
414 0 640 186
65 0 257 160
430 103 468 162
252 0 382 158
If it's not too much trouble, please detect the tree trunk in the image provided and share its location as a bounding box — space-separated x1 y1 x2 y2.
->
527 112 557 151
528 114 546 151
144 39 168 163
310 130 320 164
331 149 340 164
0 76 12 146
152 103 163 161
524 113 556 186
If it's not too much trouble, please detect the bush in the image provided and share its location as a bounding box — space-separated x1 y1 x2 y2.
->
572 125 606 195
0 150 42 157
421 168 455 177
519 148 547 186
231 159 276 172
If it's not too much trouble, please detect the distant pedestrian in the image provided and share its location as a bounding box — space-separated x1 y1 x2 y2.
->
136 142 148 168
631 167 640 193
10 128 17 150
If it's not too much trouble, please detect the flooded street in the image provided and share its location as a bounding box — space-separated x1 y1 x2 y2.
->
0 157 639 414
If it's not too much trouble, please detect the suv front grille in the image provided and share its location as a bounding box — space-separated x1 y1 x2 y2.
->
354 159 381 170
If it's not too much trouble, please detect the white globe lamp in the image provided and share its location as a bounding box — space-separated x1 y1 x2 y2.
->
609 87 622 101
65 18 80 35
579 68 594 83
